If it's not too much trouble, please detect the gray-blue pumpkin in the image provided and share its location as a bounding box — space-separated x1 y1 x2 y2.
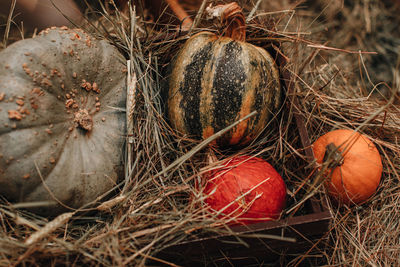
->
0 27 126 216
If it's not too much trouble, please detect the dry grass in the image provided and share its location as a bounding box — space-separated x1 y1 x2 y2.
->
1 0 400 266
279 1 400 266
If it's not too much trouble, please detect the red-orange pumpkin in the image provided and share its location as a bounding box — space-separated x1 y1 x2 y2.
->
202 155 286 224
312 129 382 205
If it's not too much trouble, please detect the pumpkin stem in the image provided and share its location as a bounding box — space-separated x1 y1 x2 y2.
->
74 109 93 131
165 0 193 31
206 2 246 42
206 148 218 165
323 143 344 169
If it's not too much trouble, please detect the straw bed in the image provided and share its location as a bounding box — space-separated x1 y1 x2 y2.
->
1 0 400 266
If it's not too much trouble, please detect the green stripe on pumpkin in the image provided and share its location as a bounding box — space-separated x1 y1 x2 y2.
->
168 31 282 147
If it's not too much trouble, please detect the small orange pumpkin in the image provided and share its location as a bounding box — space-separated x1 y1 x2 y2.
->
312 129 382 205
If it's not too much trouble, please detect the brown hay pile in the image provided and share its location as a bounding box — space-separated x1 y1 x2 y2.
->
1 0 400 266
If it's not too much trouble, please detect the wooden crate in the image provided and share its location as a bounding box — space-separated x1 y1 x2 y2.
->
155 43 332 266
155 197 331 265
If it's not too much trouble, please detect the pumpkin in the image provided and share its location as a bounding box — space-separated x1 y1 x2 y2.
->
312 129 382 205
202 155 286 225
0 27 126 216
168 2 282 147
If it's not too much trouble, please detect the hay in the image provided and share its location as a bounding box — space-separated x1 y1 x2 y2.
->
1 0 400 266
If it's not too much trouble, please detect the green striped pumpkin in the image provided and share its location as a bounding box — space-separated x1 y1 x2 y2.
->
168 31 282 147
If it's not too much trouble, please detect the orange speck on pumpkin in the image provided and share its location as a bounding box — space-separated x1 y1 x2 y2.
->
8 110 22 120
16 99 24 106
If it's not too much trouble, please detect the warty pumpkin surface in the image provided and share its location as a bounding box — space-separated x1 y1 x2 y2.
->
312 129 382 205
0 27 126 216
168 31 282 147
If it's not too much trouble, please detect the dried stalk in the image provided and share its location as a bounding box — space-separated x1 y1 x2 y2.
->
25 212 74 245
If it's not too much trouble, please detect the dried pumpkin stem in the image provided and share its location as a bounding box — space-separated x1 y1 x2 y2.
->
165 0 193 31
323 143 344 169
74 109 93 131
206 2 246 42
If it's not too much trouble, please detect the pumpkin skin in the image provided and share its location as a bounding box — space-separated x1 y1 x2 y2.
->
203 156 286 225
312 129 382 205
168 32 282 147
0 27 126 216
